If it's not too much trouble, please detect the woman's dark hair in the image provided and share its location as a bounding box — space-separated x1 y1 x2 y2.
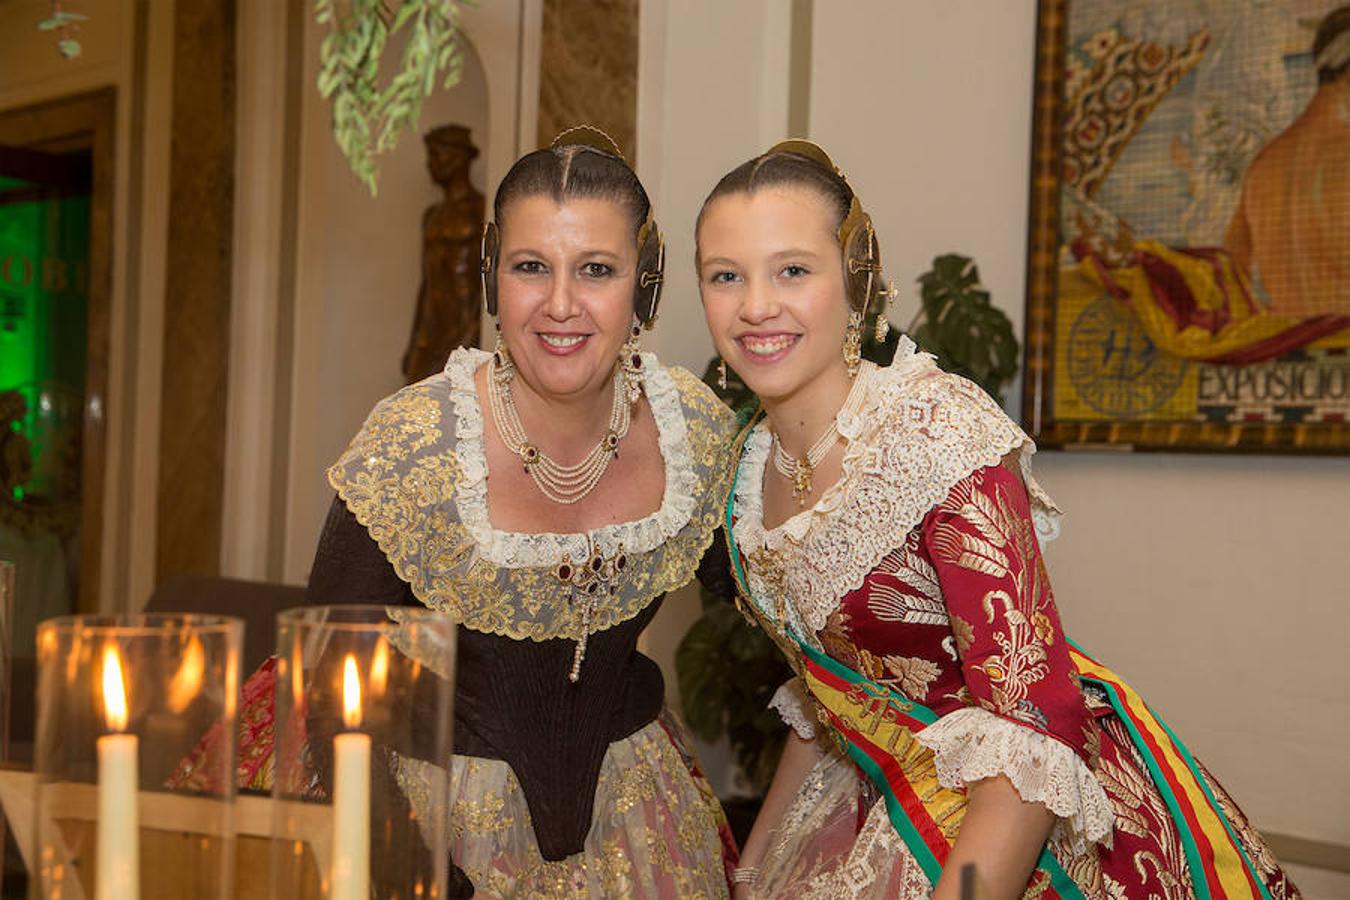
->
696 150 854 245
493 144 651 237
1314 5 1350 84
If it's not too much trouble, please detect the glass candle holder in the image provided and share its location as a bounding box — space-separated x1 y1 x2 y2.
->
32 613 243 900
270 605 456 900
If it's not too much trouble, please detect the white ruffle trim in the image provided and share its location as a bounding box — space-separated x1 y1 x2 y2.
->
444 347 698 568
731 338 1064 637
915 707 1114 855
769 678 818 740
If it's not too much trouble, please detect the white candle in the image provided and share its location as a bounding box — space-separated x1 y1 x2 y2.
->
331 654 370 900
97 644 139 900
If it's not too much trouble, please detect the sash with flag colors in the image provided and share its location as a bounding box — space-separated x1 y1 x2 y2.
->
724 474 1269 898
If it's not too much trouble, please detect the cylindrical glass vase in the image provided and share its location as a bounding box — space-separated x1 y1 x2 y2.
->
33 613 243 900
270 605 456 900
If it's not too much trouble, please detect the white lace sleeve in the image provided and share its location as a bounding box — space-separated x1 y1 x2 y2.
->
769 678 818 740
914 707 1114 854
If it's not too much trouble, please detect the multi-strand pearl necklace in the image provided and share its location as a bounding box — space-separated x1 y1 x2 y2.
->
487 354 632 505
771 369 870 506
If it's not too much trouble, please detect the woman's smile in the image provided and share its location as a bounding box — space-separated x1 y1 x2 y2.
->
536 331 592 354
736 331 801 363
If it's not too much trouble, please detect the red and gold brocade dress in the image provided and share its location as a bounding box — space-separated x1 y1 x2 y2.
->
727 341 1299 899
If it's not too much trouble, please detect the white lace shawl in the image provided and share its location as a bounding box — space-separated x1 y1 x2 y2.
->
732 338 1062 640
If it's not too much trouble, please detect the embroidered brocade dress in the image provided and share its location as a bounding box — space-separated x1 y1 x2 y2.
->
305 347 738 898
728 342 1299 899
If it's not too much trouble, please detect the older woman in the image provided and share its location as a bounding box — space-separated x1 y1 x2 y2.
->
200 129 738 898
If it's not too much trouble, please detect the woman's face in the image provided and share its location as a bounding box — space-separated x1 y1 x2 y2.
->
496 195 636 402
698 186 850 405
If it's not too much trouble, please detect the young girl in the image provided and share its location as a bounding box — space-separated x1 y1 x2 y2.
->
697 140 1299 899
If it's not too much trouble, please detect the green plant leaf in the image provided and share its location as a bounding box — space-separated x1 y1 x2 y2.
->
911 253 1020 405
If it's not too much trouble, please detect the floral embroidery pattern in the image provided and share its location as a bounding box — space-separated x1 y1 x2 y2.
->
932 469 1055 730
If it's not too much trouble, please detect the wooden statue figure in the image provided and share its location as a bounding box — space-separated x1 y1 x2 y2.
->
402 124 485 384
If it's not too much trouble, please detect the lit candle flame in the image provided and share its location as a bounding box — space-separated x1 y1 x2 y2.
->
342 654 362 730
102 644 128 733
166 635 204 714
369 639 389 697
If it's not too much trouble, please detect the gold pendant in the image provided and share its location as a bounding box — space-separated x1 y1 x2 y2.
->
792 458 813 506
555 542 628 683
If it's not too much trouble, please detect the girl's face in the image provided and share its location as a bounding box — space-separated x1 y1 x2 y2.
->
697 186 850 405
496 195 637 402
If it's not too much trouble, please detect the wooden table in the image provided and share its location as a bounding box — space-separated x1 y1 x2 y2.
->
0 768 326 898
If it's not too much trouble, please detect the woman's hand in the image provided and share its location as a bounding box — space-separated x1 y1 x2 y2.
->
931 774 1056 900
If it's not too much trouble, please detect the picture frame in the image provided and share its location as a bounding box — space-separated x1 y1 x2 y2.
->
1022 0 1350 453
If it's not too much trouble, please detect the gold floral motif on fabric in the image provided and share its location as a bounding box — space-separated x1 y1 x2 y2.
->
329 348 736 641
395 715 730 899
932 468 1054 729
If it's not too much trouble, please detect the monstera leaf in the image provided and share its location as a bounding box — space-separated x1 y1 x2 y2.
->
912 253 1019 406
676 595 791 793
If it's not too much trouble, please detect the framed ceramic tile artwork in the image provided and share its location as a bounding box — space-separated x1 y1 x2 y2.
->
1023 0 1349 452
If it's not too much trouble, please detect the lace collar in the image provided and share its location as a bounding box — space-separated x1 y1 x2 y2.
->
732 337 1062 637
328 348 735 641
445 347 698 568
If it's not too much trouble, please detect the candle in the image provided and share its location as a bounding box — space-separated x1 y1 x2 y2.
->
331 654 370 900
97 644 139 900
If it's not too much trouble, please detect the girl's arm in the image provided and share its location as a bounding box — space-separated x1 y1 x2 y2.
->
931 774 1056 900
733 730 825 898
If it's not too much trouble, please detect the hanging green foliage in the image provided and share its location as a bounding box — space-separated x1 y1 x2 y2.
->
316 0 472 195
37 3 87 59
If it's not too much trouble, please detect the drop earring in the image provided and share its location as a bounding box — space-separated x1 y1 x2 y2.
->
717 358 728 391
620 324 643 406
873 280 898 342
492 321 514 386
844 310 864 378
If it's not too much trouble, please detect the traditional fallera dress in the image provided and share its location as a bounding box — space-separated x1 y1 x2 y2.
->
181 347 739 898
723 338 1300 899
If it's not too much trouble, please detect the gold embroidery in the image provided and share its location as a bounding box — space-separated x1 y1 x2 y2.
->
451 788 516 837
329 360 735 641
934 470 1057 728
611 759 659 815
880 654 941 698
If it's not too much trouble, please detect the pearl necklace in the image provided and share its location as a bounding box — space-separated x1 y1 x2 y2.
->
487 355 632 505
771 369 869 506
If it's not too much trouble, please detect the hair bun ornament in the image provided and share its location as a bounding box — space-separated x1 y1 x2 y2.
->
549 125 627 163
766 138 883 316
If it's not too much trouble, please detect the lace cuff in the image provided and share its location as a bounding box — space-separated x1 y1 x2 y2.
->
769 678 817 740
914 707 1113 854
